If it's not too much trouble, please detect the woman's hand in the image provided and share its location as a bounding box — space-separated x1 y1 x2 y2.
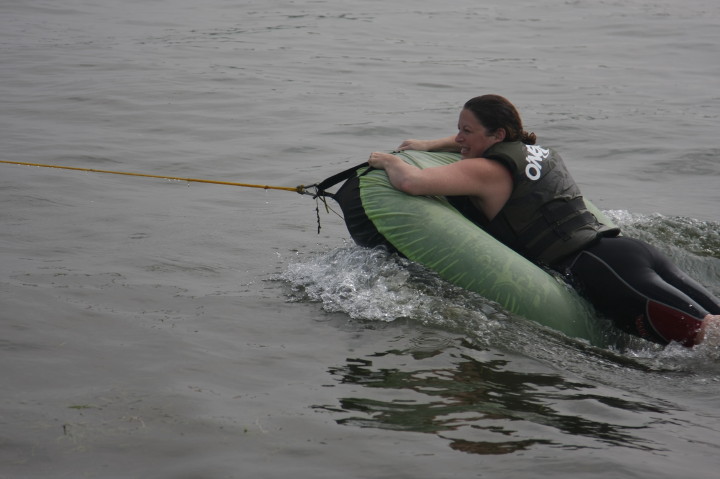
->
368 152 399 170
397 139 432 151
397 136 461 153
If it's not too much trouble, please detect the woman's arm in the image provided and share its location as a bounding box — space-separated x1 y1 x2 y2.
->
367 152 513 220
397 135 460 152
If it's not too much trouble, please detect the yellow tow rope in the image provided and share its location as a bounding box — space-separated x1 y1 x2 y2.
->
0 160 312 195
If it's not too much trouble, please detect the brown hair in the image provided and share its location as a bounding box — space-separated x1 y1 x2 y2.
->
463 95 537 145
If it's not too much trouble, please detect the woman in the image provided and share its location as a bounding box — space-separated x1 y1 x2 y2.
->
368 94 720 347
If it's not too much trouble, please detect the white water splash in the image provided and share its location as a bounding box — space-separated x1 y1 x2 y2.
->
279 245 506 335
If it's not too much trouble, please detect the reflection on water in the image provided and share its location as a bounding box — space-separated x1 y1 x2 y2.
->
318 338 669 455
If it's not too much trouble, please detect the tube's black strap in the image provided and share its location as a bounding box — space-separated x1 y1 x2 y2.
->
314 162 374 198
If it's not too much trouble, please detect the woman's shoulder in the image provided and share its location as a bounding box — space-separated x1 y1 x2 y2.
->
482 141 529 174
485 141 529 157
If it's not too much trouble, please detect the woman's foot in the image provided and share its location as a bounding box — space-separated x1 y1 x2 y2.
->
696 314 720 345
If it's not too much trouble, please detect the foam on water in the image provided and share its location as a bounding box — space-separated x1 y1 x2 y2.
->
281 245 506 333
606 210 720 262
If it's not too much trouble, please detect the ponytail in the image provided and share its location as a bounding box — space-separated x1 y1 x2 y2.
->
521 131 537 145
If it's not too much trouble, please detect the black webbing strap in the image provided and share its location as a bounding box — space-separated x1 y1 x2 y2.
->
313 162 374 199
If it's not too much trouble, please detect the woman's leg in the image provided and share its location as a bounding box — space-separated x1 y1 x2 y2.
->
650 243 720 315
566 237 720 346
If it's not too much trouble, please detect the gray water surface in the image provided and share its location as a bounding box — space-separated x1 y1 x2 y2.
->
2 1 720 478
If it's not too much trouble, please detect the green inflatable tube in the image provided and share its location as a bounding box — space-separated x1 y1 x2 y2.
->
351 150 615 343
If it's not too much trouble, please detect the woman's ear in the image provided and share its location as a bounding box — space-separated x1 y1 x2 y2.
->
494 128 507 141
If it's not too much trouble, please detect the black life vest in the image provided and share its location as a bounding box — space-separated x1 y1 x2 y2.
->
448 142 620 267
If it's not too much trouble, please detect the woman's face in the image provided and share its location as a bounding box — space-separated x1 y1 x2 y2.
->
455 108 503 159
